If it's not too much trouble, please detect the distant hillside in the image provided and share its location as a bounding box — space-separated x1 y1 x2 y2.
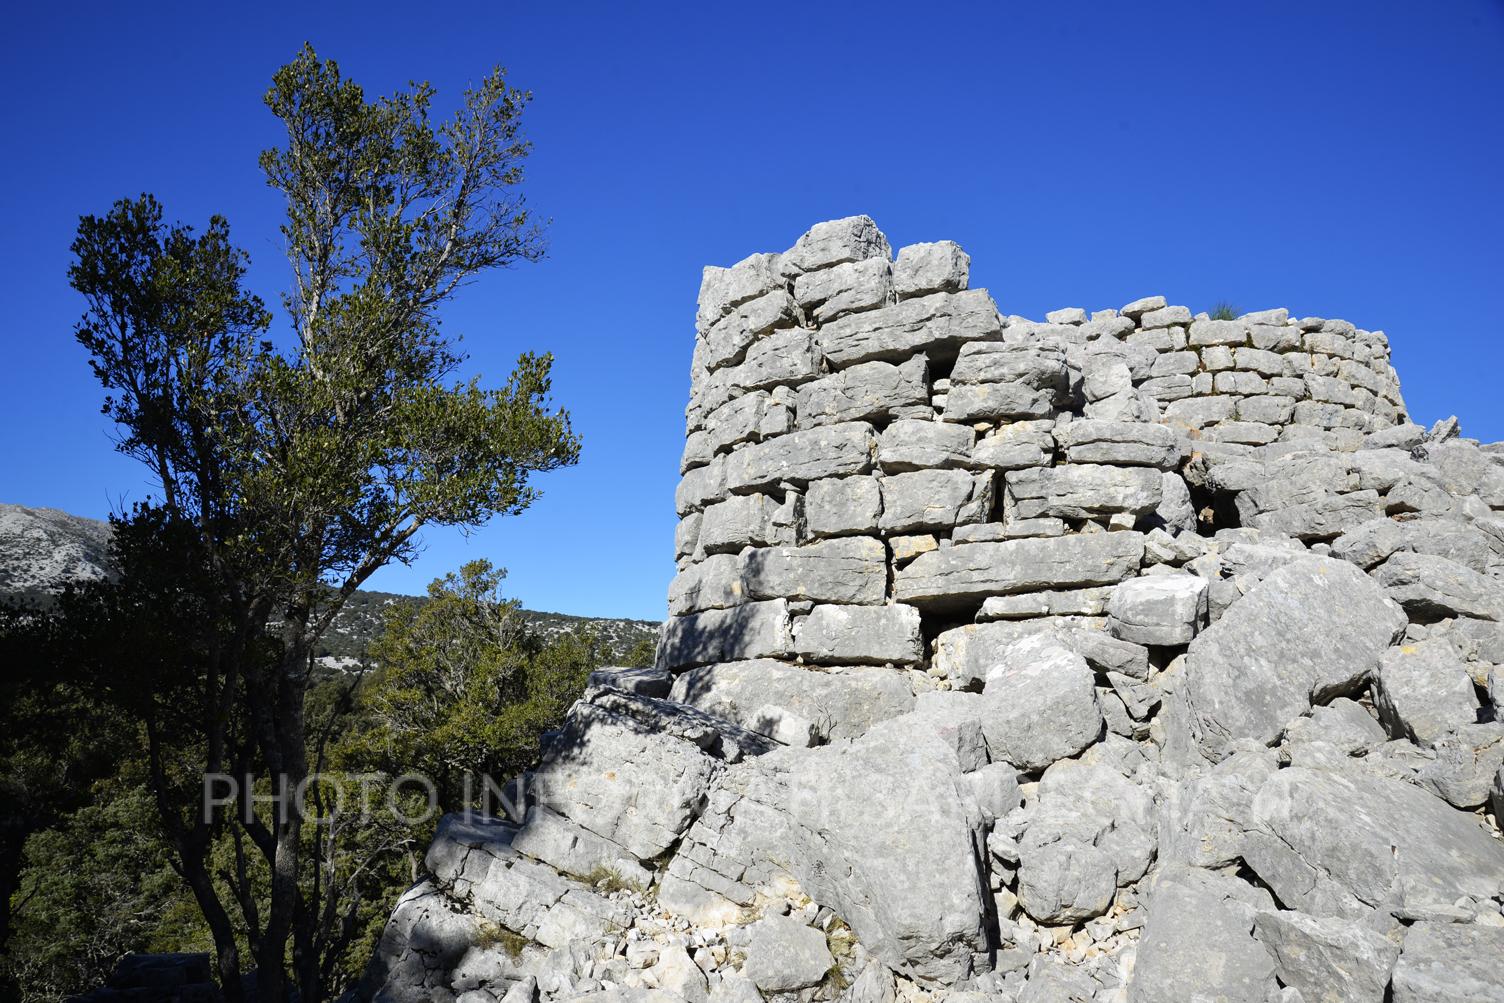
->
0 504 115 605
0 503 659 665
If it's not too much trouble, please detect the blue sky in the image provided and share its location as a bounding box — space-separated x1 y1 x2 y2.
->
2 2 1501 620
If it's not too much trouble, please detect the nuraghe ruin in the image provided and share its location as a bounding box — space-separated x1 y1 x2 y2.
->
360 217 1504 1003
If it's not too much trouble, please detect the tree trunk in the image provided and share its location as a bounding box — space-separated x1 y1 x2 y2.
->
253 631 313 1003
179 841 247 1003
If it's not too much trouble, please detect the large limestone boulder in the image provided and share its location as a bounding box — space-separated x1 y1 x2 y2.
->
1390 922 1504 1003
740 915 834 992
979 635 1103 770
1243 763 1504 918
1183 556 1406 759
1129 867 1276 1003
1252 909 1400 1003
668 658 913 743
1375 551 1504 621
1371 638 1481 744
529 691 770 861
780 718 991 984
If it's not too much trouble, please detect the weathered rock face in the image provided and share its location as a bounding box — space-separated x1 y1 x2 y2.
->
361 217 1504 1003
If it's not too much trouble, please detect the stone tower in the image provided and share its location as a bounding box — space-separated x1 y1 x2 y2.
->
360 217 1504 1003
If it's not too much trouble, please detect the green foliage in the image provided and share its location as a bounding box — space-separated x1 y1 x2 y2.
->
621 635 658 668
337 560 597 813
36 41 579 1003
4 786 197 1002
1209 302 1240 321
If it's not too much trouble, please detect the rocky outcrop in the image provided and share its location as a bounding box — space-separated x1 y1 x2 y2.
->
360 217 1504 1003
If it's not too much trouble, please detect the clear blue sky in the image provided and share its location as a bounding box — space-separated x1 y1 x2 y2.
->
2 2 1501 620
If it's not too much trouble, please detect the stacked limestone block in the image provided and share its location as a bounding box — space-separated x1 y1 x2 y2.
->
662 215 1411 692
359 218 1504 1003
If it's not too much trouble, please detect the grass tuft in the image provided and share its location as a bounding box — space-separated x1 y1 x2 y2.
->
475 920 529 958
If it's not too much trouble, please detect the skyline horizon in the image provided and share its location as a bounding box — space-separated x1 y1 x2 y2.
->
3 2 1500 620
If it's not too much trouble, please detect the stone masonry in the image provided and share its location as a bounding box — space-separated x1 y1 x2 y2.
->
359 218 1504 1003
664 214 1410 678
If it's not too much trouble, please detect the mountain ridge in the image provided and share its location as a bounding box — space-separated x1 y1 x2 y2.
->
0 502 660 663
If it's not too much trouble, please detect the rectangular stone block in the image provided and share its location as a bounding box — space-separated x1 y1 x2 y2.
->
1138 375 1195 400
793 257 892 324
1199 345 1234 371
1338 359 1387 395
1139 304 1193 328
889 534 939 565
698 493 787 554
742 537 887 605
1305 331 1358 359
1269 376 1308 399
1234 347 1287 377
1241 308 1289 326
895 532 1145 610
1235 395 1296 425
1293 401 1367 430
1108 575 1208 645
893 241 970 298
1214 371 1269 395
1057 419 1181 468
675 454 728 515
972 423 1055 470
697 252 784 333
1126 328 1175 352
658 600 794 670
725 422 876 492
681 429 714 472
668 553 744 615
699 289 797 372
793 604 924 665
781 215 890 275
675 512 702 562
817 289 1002 367
704 391 793 455
943 382 1060 423
1149 351 1200 378
978 586 1114 620
1204 421 1280 445
951 342 1070 387
1005 465 1162 520
804 476 883 538
1189 319 1249 347
878 418 975 471
1164 396 1236 429
1248 324 1301 352
725 327 823 393
879 469 993 533
796 356 928 428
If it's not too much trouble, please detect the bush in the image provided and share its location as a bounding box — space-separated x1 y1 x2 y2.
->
337 560 598 814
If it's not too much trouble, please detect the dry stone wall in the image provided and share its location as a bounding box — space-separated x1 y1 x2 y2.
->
663 215 1410 683
359 217 1504 1003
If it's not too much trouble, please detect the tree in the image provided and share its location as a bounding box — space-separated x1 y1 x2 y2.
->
338 560 597 814
0 599 137 990
3 785 192 1002
65 44 579 1003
